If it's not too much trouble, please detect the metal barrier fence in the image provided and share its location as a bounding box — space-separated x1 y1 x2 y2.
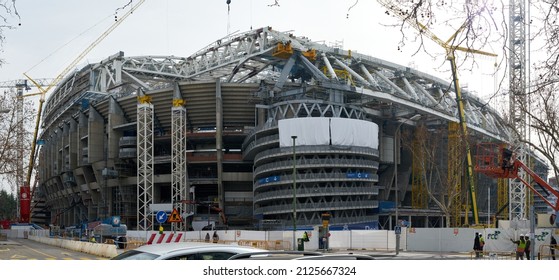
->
538 244 558 260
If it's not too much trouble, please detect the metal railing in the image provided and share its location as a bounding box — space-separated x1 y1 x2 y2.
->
254 200 378 215
254 186 378 203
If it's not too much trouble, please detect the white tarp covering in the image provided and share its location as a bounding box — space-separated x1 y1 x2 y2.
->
278 118 379 149
278 118 329 147
331 118 379 148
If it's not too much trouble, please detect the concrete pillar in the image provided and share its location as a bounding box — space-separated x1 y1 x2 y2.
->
216 80 224 211
69 119 78 170
78 113 88 165
56 128 62 176
88 109 105 163
257 106 266 128
108 98 125 160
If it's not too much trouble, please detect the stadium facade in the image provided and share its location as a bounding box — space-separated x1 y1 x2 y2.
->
33 27 538 231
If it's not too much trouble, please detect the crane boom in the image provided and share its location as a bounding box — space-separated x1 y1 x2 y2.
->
18 1 145 224
475 143 559 211
23 0 145 189
378 0 497 225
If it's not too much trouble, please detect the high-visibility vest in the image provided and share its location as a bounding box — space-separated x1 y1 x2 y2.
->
517 240 526 252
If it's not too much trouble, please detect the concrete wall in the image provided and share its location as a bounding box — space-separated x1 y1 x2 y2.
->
27 234 118 258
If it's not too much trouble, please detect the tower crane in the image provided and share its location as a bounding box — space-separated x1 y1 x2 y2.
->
378 0 497 225
21 0 145 223
0 79 53 222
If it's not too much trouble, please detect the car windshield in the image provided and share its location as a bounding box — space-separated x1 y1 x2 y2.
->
111 250 159 260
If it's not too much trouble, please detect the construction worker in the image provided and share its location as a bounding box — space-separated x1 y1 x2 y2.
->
550 235 557 260
524 235 531 260
511 234 526 260
473 232 481 259
302 231 310 242
479 234 485 254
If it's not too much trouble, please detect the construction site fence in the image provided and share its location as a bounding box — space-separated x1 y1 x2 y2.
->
125 227 559 257
9 227 559 259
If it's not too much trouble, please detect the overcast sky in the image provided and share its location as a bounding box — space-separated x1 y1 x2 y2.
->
0 0 502 96
0 0 505 193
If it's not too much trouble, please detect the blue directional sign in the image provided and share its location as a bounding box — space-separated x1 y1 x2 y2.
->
346 172 370 179
156 210 168 224
258 175 281 184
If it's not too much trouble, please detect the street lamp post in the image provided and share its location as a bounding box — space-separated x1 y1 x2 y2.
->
292 135 297 251
394 114 421 254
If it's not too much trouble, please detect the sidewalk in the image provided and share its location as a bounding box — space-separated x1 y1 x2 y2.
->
330 249 473 260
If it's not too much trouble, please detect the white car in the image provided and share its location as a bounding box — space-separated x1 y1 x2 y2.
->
111 242 267 260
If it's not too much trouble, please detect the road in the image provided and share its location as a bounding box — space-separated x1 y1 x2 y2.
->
0 238 107 260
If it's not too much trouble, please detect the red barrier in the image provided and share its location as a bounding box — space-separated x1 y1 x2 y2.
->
146 233 156 245
156 233 166 244
165 233 174 243
174 233 183 242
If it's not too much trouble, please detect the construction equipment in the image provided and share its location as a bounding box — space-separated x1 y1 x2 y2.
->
0 79 53 223
21 0 145 223
182 200 228 230
378 0 497 225
475 143 559 225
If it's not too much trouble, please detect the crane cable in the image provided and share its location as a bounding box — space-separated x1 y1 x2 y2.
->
24 0 145 188
25 15 111 74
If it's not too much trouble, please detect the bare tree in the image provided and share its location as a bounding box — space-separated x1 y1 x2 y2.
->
380 0 559 217
504 1 559 183
0 92 36 193
510 82 559 181
381 1 505 58
402 124 466 227
0 0 21 66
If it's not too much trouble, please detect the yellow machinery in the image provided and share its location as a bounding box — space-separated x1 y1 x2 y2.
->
411 136 427 209
377 0 497 225
21 1 145 218
448 122 464 227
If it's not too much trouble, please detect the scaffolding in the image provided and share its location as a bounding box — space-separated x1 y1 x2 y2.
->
171 83 188 231
509 0 528 221
137 91 154 231
412 137 427 209
448 122 463 227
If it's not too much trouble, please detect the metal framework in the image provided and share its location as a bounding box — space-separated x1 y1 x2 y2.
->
137 91 154 231
171 83 188 231
448 122 463 227
43 28 511 145
35 27 521 229
509 0 528 221
497 178 509 219
411 138 427 209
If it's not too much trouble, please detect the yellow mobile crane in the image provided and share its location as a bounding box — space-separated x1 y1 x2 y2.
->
377 0 497 225
21 0 145 222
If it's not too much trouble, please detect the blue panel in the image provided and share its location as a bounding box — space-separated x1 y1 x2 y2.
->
345 172 371 178
258 175 281 184
378 201 396 213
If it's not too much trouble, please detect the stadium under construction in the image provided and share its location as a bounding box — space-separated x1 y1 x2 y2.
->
31 27 549 232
